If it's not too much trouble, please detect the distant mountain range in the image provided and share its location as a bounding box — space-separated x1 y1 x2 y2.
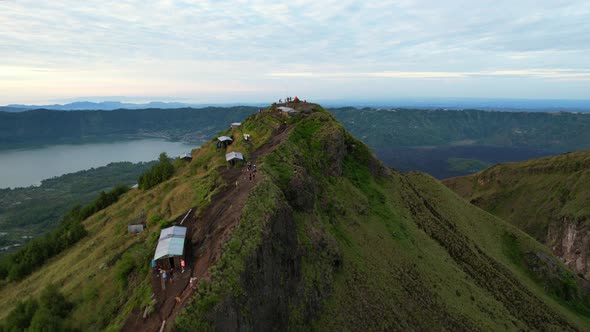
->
0 101 266 112
2 98 590 112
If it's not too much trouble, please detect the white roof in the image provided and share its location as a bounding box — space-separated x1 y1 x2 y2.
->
128 224 144 233
225 151 244 161
231 122 241 126
154 226 187 260
180 152 192 159
278 106 296 113
159 226 187 240
217 136 233 142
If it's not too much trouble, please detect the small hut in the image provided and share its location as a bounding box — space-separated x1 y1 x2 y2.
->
243 134 251 141
217 136 233 149
179 152 192 161
230 122 242 128
153 226 187 270
127 224 144 234
225 151 244 166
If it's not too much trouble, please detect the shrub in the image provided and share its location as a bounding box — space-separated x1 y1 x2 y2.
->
0 185 128 282
1 285 71 332
138 153 175 190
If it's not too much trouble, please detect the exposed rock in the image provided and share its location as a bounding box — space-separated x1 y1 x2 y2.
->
547 216 590 280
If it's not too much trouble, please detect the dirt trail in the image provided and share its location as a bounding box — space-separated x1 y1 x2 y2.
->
123 114 293 332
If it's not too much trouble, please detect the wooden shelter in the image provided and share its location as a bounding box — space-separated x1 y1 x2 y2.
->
153 226 187 270
179 152 192 161
225 151 244 166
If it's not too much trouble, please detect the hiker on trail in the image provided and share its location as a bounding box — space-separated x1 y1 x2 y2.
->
235 180 239 188
190 277 197 289
181 259 186 273
169 269 174 284
249 172 252 181
162 270 167 290
253 164 257 173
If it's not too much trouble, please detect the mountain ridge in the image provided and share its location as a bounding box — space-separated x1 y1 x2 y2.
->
1 103 589 331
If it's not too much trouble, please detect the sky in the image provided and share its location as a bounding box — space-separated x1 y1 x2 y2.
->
1 0 589 105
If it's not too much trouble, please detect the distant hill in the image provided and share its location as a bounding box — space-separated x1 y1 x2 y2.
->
0 101 268 112
1 101 194 112
5 97 590 112
330 107 590 151
1 103 589 331
5 106 590 178
444 151 590 280
0 107 259 150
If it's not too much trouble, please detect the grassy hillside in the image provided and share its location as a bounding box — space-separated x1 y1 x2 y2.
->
0 162 154 255
1 104 589 331
443 151 590 242
444 151 590 281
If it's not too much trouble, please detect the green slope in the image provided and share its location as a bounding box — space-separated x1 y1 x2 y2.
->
443 151 590 242
1 104 589 331
177 106 590 330
0 162 154 255
443 151 590 284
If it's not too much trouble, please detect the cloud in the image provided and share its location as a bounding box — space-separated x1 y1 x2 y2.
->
268 69 590 80
0 0 589 103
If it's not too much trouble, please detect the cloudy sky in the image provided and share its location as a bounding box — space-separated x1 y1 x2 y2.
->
1 0 589 104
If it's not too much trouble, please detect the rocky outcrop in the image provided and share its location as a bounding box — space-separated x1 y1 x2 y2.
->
210 201 301 331
547 217 590 280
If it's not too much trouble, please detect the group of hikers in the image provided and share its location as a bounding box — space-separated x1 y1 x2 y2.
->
279 96 303 104
153 259 186 291
246 161 257 181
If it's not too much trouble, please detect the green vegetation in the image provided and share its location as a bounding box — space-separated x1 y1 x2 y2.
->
0 161 153 255
330 107 590 151
0 185 129 281
177 106 590 330
138 153 175 190
447 157 490 172
2 104 590 331
444 151 590 242
0 284 72 332
176 179 285 331
0 107 257 150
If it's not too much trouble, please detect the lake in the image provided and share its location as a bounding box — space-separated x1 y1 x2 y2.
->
0 139 196 188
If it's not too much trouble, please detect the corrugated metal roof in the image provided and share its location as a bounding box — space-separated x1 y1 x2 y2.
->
154 237 185 260
159 226 186 240
128 224 144 233
217 136 233 142
225 151 244 161
154 226 187 260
